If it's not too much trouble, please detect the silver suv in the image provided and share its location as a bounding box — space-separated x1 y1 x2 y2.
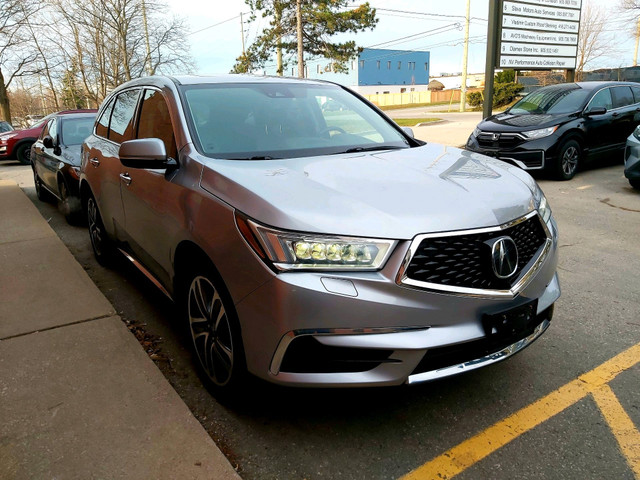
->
80 75 560 391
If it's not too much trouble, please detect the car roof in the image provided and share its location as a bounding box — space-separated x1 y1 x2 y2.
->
54 112 97 120
573 81 639 91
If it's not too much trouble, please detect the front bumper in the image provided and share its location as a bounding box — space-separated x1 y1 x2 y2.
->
466 133 558 171
624 134 640 180
235 217 560 387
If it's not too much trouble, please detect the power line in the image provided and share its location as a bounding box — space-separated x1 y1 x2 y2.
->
188 13 248 37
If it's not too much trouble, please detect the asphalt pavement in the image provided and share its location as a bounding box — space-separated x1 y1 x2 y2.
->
0 179 240 479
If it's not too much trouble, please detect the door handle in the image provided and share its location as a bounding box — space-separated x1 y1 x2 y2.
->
89 158 100 167
119 173 132 186
612 112 619 117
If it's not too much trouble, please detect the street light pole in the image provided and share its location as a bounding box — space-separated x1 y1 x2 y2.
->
460 0 470 112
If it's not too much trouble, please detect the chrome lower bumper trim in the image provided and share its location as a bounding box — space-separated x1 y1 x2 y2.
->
405 319 550 384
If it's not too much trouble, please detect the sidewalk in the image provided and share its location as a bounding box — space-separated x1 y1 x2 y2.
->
0 179 240 479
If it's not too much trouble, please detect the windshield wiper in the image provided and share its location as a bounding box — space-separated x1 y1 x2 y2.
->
339 145 407 154
228 155 282 160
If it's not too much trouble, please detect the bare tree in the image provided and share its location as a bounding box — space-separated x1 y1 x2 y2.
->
576 2 617 80
0 0 42 121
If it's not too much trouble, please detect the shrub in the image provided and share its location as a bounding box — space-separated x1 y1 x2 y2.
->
466 82 524 108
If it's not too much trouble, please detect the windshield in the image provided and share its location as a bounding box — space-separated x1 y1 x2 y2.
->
61 117 96 145
180 82 410 159
509 85 591 115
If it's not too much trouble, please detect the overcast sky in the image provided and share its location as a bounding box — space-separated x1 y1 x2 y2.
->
166 0 638 77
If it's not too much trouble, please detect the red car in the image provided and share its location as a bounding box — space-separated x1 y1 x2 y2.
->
0 109 97 164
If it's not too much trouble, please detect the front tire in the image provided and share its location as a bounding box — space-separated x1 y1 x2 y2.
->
59 179 82 225
184 266 246 393
553 138 581 180
630 178 640 190
87 195 113 266
16 143 33 165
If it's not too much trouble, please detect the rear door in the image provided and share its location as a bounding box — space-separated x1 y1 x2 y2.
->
610 85 637 146
119 88 181 286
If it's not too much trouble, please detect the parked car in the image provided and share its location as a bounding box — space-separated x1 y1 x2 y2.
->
31 111 97 223
0 121 13 133
80 75 559 392
0 109 95 164
466 82 640 180
624 125 640 190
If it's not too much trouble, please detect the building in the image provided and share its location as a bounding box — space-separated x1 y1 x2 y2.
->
270 48 430 95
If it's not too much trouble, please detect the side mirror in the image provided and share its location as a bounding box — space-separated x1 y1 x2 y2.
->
119 138 174 169
585 106 607 116
43 135 54 149
401 126 415 138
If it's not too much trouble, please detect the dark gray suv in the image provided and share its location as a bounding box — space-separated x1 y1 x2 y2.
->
80 75 560 392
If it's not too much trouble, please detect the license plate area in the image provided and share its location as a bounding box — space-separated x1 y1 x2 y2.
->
482 300 538 342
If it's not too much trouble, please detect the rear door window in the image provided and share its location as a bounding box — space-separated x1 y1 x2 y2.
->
108 89 140 144
611 86 634 108
136 89 177 159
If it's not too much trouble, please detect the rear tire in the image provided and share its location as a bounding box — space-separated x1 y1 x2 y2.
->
182 263 247 396
553 138 581 180
86 195 114 266
58 179 82 225
16 143 33 165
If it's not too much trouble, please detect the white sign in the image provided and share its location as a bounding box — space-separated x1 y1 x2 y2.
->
501 28 578 45
503 14 580 33
501 42 577 56
503 1 581 21
514 0 581 9
499 56 577 68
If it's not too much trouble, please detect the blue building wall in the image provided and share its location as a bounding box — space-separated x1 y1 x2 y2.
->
357 49 430 86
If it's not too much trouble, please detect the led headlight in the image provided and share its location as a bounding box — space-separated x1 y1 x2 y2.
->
533 185 552 225
522 125 558 140
236 214 396 271
473 127 481 137
633 125 640 141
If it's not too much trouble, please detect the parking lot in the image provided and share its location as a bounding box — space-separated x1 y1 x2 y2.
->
0 154 638 479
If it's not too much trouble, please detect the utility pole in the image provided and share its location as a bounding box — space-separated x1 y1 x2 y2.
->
459 0 470 112
296 0 304 78
240 12 246 56
634 17 640 66
275 2 283 76
141 0 153 76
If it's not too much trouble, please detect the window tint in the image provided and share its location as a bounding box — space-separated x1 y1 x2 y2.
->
108 89 140 144
588 88 613 110
632 86 640 103
612 86 635 108
137 89 177 159
95 99 115 138
61 117 96 146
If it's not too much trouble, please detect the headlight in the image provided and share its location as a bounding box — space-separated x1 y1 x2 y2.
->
473 127 481 137
535 187 552 225
522 126 558 140
236 214 396 271
0 133 18 141
633 125 640 141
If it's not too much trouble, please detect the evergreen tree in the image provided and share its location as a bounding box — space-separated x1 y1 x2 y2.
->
233 0 377 76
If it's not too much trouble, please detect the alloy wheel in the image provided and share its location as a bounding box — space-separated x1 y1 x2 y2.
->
87 197 104 257
188 275 234 387
562 146 579 176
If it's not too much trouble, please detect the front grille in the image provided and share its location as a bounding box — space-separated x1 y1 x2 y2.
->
477 132 525 150
404 214 548 291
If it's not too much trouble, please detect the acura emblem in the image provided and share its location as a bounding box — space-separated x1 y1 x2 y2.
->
491 133 500 141
491 236 519 279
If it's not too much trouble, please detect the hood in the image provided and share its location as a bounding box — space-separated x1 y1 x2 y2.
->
61 145 82 166
199 144 539 240
479 111 573 133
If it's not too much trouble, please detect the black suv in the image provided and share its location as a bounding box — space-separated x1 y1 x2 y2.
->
466 82 640 180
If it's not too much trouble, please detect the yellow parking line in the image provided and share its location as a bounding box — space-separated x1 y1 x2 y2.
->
576 185 593 190
399 343 640 480
592 385 640 478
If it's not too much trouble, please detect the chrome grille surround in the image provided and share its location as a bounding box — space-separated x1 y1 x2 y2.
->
396 211 552 298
